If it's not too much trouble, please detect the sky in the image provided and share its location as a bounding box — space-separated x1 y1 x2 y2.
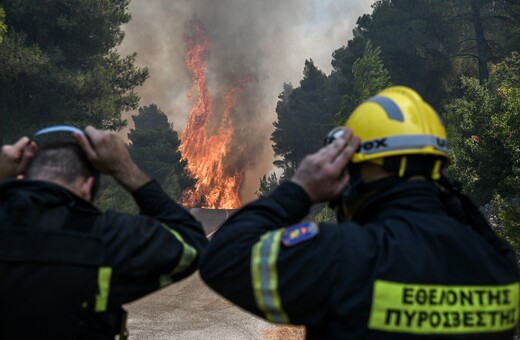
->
118 0 374 203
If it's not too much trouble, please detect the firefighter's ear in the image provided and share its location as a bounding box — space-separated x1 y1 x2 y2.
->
78 176 96 202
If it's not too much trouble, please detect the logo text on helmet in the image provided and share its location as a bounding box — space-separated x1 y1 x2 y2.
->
358 135 449 156
436 138 447 148
360 138 388 152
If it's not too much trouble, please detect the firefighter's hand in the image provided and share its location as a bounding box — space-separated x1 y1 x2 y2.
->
291 128 360 203
75 126 150 192
0 137 37 180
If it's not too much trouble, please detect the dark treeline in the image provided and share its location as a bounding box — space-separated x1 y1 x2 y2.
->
0 0 148 144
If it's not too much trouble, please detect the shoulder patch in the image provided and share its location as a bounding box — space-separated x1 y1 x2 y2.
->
281 222 319 247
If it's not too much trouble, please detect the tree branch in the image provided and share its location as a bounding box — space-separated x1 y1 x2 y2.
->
450 53 479 61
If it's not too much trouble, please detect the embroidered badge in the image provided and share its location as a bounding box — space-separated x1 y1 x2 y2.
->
281 222 319 247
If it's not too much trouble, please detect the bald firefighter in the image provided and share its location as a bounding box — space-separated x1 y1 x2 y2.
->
200 86 520 339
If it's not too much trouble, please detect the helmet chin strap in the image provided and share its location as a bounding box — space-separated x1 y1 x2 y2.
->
341 163 363 207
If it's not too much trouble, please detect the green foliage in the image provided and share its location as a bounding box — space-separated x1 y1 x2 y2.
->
163 173 182 201
271 60 336 179
0 31 50 142
351 41 392 103
493 196 520 267
447 0 520 83
313 205 336 223
445 53 520 205
332 0 456 110
0 0 147 144
75 51 148 130
255 172 280 197
2 0 131 63
271 83 296 178
128 104 195 200
95 176 136 214
0 7 6 44
330 0 520 114
335 41 392 124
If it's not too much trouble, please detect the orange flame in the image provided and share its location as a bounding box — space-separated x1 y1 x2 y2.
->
179 20 248 209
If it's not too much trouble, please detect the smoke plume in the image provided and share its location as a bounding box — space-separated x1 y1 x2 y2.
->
119 0 372 204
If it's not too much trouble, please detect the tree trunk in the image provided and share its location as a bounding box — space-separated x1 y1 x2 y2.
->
470 0 489 83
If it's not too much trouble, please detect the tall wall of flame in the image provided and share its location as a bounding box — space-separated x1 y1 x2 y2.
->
118 0 372 204
180 21 248 208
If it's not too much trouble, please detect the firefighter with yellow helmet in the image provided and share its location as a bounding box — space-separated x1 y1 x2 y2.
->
200 86 520 339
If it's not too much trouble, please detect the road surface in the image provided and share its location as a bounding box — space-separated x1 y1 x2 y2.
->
189 207 234 237
125 208 300 339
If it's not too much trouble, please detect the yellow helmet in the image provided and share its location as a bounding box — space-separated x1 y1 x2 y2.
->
345 86 449 179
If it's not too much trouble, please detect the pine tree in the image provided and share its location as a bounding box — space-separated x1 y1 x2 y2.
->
255 172 280 197
0 0 147 144
271 61 335 179
335 41 392 124
128 104 195 200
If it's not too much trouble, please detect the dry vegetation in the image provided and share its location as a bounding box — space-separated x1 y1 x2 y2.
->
262 325 305 340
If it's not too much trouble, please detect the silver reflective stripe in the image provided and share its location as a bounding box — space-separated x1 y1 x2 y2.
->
359 135 448 155
251 230 289 324
367 96 404 122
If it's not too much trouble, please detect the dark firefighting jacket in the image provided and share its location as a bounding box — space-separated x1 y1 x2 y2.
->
0 179 207 339
200 180 520 339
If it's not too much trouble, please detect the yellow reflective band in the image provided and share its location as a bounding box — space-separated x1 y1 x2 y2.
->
251 230 290 324
431 159 442 180
398 157 408 178
369 280 520 334
161 224 198 287
95 266 112 312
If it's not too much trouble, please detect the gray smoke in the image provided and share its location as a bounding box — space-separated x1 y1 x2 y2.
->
119 0 372 203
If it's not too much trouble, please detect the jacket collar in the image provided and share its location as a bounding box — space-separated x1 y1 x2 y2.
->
0 179 99 213
353 179 446 223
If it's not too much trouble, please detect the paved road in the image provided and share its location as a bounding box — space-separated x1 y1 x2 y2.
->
189 208 235 237
125 208 275 339
126 273 273 339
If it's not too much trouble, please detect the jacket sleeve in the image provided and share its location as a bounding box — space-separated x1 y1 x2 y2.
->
102 180 207 306
199 182 342 326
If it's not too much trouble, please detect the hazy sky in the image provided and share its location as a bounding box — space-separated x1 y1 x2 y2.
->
118 0 373 202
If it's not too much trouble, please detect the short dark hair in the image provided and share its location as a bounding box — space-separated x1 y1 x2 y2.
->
26 142 97 186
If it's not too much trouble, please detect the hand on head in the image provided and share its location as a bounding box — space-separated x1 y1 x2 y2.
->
73 126 134 176
291 128 360 204
0 137 37 180
74 126 149 192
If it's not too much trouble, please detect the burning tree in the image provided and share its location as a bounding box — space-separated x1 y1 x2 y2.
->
179 20 251 209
